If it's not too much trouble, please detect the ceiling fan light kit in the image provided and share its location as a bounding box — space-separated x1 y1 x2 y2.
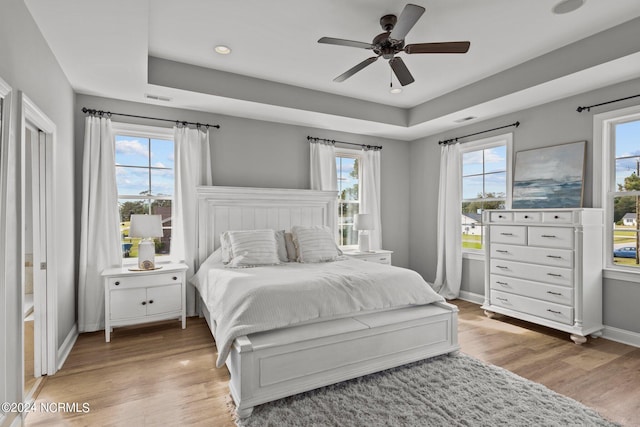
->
318 3 470 87
552 0 585 15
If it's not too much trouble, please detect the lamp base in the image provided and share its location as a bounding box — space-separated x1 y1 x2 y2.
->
358 233 371 253
137 239 156 270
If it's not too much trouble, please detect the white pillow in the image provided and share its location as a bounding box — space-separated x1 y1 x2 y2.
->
226 229 280 268
221 229 287 264
291 225 342 263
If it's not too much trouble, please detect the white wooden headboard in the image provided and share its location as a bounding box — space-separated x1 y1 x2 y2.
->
196 186 338 266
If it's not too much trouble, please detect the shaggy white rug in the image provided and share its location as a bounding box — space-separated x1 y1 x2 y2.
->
234 353 619 427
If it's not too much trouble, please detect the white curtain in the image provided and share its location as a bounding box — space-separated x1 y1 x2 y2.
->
360 148 382 250
310 141 337 191
173 126 212 316
78 116 122 332
433 143 462 299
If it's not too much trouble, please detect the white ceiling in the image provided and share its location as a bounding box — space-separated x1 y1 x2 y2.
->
24 0 640 140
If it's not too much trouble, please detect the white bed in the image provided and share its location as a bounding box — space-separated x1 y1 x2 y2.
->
194 186 459 418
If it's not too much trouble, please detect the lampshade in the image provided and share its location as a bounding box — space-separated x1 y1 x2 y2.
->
354 213 374 231
129 214 163 238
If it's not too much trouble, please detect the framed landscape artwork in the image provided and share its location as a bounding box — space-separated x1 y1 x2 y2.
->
512 141 586 209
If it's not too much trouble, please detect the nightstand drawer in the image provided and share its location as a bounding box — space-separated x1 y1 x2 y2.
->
357 254 391 264
108 272 183 289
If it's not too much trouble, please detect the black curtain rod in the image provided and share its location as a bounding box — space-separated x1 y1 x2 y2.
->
307 136 382 150
81 107 220 129
576 94 640 113
438 121 520 145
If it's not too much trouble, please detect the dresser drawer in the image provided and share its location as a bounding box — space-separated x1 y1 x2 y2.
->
491 290 573 325
514 212 541 223
490 211 513 223
108 272 183 289
490 275 574 305
542 211 573 224
528 227 574 249
490 243 573 268
490 226 526 245
490 259 573 287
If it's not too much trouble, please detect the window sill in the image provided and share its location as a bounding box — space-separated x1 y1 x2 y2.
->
603 267 640 283
462 251 485 262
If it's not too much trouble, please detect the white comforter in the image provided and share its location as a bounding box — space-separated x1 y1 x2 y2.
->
192 254 444 367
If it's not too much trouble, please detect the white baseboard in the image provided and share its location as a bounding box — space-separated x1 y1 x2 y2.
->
57 323 78 372
456 290 484 305
602 325 640 348
456 292 640 349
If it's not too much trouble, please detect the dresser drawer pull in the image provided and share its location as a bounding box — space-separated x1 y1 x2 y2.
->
173 276 178 280
496 250 509 254
546 309 562 314
496 281 509 286
500 232 513 236
546 291 563 296
496 297 509 302
541 234 557 238
379 257 388 261
149 300 154 304
546 255 562 259
141 301 147 306
496 265 509 270
115 281 120 286
547 273 562 277
524 215 530 219
498 215 504 218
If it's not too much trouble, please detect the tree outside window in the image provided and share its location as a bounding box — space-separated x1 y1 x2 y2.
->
336 153 360 247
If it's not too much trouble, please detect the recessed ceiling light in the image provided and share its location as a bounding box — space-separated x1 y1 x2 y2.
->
552 0 585 14
390 87 402 94
214 45 232 55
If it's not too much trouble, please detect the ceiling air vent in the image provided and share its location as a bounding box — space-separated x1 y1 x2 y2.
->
454 116 477 123
145 94 172 102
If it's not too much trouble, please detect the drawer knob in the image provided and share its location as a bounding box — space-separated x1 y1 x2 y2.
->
554 215 559 219
149 300 154 304
547 291 562 296
496 281 509 286
496 265 509 269
496 250 509 254
541 234 556 238
547 309 562 314
115 281 120 286
546 255 562 259
498 215 503 218
141 301 147 305
547 273 562 277
496 297 509 302
500 232 513 236
173 276 177 281
524 215 529 219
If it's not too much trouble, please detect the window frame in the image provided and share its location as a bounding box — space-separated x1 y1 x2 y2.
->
335 147 362 249
111 122 175 265
459 133 513 259
593 104 640 281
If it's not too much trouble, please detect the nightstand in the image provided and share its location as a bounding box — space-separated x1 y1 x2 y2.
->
343 249 393 265
102 263 188 342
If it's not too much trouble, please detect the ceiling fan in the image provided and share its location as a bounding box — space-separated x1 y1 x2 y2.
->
318 4 470 86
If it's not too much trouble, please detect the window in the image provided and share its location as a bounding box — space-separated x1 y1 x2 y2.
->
112 123 174 261
336 148 361 247
595 105 640 273
460 134 512 252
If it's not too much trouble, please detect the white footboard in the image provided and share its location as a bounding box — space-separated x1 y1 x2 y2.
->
225 302 459 418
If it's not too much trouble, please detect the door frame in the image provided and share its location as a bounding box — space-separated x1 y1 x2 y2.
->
18 93 58 388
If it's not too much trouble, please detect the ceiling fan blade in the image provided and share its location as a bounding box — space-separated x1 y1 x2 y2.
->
405 41 471 54
390 4 425 41
333 56 379 82
389 57 414 86
318 37 374 50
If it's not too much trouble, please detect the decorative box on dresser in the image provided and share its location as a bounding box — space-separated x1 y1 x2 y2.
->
481 209 603 344
102 263 188 342
343 249 393 265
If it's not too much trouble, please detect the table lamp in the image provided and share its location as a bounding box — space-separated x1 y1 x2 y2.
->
129 214 163 270
354 213 374 252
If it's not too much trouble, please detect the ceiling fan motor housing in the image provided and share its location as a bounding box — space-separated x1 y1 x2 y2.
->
372 31 405 59
379 14 397 32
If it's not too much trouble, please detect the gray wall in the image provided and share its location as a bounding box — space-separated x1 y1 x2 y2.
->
0 0 76 421
74 95 412 268
409 76 640 334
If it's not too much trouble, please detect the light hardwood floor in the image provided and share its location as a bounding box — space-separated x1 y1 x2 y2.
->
26 300 639 426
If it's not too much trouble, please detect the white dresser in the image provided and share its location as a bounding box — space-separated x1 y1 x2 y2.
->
481 209 603 344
